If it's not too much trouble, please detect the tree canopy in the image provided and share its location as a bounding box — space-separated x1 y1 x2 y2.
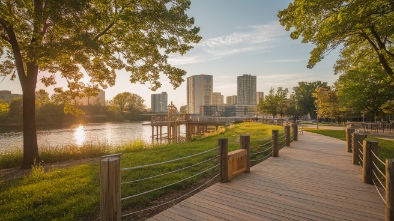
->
0 0 201 168
293 81 327 119
278 0 394 81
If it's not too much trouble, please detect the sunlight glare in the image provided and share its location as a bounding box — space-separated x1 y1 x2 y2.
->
74 125 85 146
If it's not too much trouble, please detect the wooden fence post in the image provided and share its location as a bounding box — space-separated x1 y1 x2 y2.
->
240 134 250 173
362 140 378 184
100 154 122 221
352 133 362 165
386 159 394 221
285 125 291 146
218 138 229 183
272 130 279 157
293 123 298 141
346 128 355 153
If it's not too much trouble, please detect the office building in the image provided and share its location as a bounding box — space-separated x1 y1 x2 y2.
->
187 74 213 114
237 74 256 105
226 95 237 105
0 90 22 102
256 92 264 104
212 92 224 105
151 92 168 113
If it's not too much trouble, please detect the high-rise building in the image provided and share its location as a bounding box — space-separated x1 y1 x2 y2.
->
226 95 237 105
212 92 224 105
237 74 257 105
151 92 168 113
187 74 213 114
256 92 264 104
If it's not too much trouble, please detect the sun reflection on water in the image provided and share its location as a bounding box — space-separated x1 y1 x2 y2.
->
74 125 86 146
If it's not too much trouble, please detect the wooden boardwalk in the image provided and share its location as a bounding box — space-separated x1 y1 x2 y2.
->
148 132 385 221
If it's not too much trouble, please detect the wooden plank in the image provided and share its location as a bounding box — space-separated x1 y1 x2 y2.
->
147 132 385 221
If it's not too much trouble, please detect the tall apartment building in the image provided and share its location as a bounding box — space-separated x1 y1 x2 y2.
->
212 92 224 105
226 95 237 105
187 74 213 114
256 92 264 104
237 74 256 105
151 92 168 113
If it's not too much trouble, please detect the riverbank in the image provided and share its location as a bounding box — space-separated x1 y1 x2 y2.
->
0 123 283 220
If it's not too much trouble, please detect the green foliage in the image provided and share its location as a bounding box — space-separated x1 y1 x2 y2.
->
107 92 146 121
278 0 394 81
293 81 327 119
0 99 9 122
313 86 341 122
336 61 394 118
7 98 23 124
258 87 289 118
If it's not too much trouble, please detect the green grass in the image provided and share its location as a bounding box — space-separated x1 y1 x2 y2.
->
0 122 283 220
305 128 394 160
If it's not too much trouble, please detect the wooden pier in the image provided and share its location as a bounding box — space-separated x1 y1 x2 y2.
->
145 103 252 143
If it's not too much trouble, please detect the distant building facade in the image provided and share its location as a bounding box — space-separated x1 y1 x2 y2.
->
256 92 264 104
226 95 237 105
237 74 256 105
200 104 257 117
0 90 22 102
151 92 168 113
187 74 213 114
212 92 224 105
76 90 105 106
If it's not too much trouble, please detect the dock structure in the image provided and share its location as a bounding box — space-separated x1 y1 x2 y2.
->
146 102 252 143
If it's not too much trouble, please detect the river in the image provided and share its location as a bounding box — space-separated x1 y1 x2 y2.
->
0 122 158 152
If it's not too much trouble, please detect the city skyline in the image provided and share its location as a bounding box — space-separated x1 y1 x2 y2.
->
0 1 340 109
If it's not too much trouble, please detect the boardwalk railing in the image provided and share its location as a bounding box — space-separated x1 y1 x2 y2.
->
348 132 394 220
100 124 297 220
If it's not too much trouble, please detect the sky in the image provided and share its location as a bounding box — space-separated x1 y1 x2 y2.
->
0 0 340 109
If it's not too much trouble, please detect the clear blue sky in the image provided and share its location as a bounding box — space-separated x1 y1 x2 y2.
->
0 0 340 109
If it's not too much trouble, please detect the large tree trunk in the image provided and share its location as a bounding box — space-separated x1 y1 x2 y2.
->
21 64 39 169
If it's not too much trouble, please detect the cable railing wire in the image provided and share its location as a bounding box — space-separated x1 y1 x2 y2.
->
121 164 219 201
371 150 386 166
121 146 218 171
372 161 387 180
372 170 386 191
121 173 219 218
122 156 218 184
252 147 273 156
372 178 386 204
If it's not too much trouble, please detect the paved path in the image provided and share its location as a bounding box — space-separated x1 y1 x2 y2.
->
148 132 385 221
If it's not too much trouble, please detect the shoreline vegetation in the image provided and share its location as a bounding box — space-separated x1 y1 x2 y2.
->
0 122 283 220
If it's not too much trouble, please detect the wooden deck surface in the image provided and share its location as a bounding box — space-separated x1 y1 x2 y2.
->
148 132 385 221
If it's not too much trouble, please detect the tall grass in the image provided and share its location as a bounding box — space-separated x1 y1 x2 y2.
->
0 122 283 220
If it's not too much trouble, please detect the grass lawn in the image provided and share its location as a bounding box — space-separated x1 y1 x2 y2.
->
305 128 394 161
0 122 283 220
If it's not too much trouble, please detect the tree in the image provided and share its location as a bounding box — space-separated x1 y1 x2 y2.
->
0 1 201 168
313 86 340 123
258 87 289 119
0 99 9 123
278 0 394 81
108 92 146 121
336 63 394 121
35 89 50 107
293 81 327 119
